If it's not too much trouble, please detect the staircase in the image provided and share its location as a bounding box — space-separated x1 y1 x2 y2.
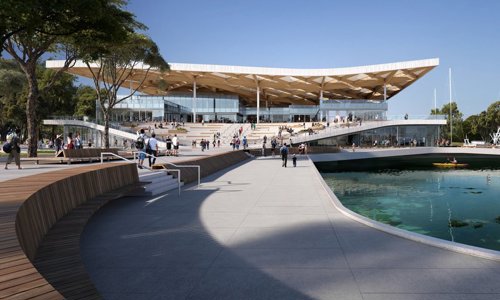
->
135 171 183 196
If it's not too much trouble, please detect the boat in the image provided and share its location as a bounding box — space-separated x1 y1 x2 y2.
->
432 162 468 168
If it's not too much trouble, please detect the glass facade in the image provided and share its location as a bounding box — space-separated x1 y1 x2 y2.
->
310 125 440 147
96 91 421 124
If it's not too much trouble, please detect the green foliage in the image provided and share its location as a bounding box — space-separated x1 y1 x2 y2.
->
37 67 77 119
74 85 97 117
0 58 80 139
83 32 169 147
0 59 27 135
463 101 500 142
431 102 464 141
1 0 145 156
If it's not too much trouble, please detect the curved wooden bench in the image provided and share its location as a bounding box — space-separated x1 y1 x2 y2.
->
0 163 139 299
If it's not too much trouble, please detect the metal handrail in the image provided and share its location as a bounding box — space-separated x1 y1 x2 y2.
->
133 151 201 187
162 167 181 196
101 152 182 196
100 152 135 164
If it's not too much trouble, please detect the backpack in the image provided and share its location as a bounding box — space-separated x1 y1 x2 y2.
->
280 146 288 155
2 142 12 153
135 135 145 149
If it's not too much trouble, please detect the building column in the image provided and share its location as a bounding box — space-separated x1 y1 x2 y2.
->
383 83 387 101
319 89 324 121
256 85 260 124
192 76 197 123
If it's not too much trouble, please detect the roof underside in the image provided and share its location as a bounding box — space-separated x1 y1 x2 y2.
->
47 58 439 107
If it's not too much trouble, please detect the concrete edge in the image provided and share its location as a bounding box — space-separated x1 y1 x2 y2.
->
307 155 500 262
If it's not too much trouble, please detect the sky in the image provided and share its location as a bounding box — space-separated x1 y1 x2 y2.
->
125 0 500 118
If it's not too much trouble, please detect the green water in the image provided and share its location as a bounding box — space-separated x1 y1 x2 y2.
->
323 170 500 251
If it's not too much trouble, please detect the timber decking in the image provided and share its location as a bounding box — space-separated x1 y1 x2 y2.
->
0 163 139 300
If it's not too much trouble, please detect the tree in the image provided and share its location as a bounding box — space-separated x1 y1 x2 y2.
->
485 101 500 133
431 102 463 142
463 114 485 141
83 33 169 148
1 0 140 156
74 85 97 118
37 67 78 119
462 101 500 142
0 59 26 137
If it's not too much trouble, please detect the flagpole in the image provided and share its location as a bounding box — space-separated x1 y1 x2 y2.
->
449 68 453 145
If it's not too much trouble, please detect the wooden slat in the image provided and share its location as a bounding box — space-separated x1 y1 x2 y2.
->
1 163 139 300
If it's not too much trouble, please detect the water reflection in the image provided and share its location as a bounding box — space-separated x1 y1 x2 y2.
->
323 170 500 251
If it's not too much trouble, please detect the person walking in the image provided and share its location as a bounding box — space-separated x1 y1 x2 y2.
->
147 133 159 167
74 132 83 149
172 134 179 156
292 154 297 167
280 143 289 167
4 129 22 170
136 129 146 168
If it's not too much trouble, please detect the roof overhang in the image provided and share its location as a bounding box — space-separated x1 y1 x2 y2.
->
46 58 439 106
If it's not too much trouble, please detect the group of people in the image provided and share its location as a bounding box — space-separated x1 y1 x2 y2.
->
136 129 179 169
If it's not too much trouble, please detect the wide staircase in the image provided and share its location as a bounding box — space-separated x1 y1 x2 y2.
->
245 123 303 145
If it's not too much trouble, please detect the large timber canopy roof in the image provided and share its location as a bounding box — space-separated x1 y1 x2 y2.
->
47 58 438 107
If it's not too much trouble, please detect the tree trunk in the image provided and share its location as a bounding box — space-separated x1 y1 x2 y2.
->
103 111 110 148
26 65 39 157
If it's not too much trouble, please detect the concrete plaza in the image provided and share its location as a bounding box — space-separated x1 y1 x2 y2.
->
78 155 500 300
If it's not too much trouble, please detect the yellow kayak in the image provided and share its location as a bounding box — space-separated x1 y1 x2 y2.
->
432 163 468 168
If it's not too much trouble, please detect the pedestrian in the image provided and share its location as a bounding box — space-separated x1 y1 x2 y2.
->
66 132 75 149
4 129 22 170
74 132 83 149
172 134 179 156
147 133 158 167
280 143 288 167
292 154 297 167
136 129 146 168
55 134 62 152
166 135 172 155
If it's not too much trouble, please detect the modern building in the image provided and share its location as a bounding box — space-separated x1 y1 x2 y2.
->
47 58 440 124
46 58 446 147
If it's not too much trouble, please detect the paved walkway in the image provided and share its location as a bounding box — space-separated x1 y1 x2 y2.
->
0 145 235 182
80 155 500 300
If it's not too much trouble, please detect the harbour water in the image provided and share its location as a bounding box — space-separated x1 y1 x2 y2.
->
323 170 500 251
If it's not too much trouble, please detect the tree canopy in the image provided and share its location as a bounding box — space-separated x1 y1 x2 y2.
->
1 0 143 156
83 32 169 147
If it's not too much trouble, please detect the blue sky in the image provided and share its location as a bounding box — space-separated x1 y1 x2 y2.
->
126 0 500 117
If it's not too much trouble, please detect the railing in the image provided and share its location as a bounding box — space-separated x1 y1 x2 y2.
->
100 152 182 196
161 166 181 196
133 151 201 187
100 152 135 164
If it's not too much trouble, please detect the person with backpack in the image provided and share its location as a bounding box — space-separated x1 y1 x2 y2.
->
136 129 146 169
4 129 22 170
280 143 289 167
146 133 158 167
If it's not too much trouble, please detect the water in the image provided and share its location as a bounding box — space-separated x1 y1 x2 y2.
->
322 170 500 251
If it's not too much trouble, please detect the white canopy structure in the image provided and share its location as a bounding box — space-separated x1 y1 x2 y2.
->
46 58 439 107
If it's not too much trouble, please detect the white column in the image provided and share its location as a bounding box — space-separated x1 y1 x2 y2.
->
193 77 197 123
449 68 453 144
256 85 260 124
319 89 324 121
